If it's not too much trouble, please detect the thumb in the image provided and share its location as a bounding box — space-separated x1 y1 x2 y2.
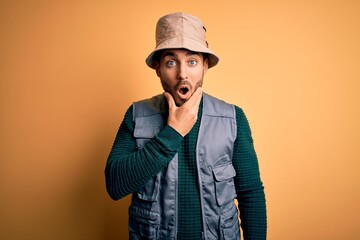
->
164 92 176 109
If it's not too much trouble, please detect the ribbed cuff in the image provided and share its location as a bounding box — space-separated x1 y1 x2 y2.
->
157 125 183 150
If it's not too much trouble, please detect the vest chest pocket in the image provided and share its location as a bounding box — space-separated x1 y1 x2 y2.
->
212 162 237 206
134 125 162 149
134 115 164 149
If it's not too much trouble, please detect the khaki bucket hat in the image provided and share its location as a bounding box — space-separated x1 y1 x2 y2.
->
146 12 219 69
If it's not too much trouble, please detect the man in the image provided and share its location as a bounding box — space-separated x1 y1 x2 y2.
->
105 12 267 240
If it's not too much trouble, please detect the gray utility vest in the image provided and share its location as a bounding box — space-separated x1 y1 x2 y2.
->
130 93 240 240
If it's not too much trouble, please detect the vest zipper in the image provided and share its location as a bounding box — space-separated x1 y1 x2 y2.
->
196 112 206 240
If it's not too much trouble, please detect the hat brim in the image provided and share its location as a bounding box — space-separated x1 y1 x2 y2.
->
145 36 219 69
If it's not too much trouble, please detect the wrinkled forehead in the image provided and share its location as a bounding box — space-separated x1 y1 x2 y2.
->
159 48 204 59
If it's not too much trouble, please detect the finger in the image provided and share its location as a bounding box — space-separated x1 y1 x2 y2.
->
193 88 203 108
184 87 203 106
194 87 203 101
163 92 176 109
192 87 203 101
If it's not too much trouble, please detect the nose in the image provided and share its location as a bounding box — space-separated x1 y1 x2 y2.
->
177 63 188 80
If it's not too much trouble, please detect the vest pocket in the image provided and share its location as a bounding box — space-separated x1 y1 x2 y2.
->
212 162 237 206
220 204 240 239
134 125 159 149
129 205 160 239
134 114 164 149
137 174 160 201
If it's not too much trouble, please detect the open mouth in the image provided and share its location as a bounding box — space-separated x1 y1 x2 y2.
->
178 86 189 96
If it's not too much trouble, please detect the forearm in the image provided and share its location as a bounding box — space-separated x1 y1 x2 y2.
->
237 183 267 240
105 107 183 200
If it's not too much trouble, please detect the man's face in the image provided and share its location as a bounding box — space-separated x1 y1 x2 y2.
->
155 49 208 106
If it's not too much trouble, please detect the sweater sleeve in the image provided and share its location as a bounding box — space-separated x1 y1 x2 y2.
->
105 105 183 200
233 106 267 239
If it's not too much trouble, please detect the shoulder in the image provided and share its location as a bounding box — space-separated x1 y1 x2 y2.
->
132 94 166 118
134 94 164 105
234 105 246 119
203 94 248 125
203 93 235 119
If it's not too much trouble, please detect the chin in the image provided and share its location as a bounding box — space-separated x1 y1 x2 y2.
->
175 101 185 107
175 99 187 107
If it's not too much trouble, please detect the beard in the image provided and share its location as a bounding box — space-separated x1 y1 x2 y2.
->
161 78 203 106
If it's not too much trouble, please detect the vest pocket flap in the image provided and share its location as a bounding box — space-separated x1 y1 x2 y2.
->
134 115 163 138
212 163 236 182
134 125 162 138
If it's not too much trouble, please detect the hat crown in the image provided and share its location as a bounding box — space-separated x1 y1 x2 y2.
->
145 12 219 69
155 13 207 48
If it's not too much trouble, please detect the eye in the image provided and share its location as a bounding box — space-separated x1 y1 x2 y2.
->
189 60 198 66
166 60 176 67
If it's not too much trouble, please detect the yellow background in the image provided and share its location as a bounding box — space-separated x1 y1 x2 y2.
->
1 1 359 239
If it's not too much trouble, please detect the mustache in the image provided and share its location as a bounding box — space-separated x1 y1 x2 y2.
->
173 80 203 91
174 80 192 91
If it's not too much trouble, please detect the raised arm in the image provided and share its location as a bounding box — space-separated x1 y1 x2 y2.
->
105 106 183 200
